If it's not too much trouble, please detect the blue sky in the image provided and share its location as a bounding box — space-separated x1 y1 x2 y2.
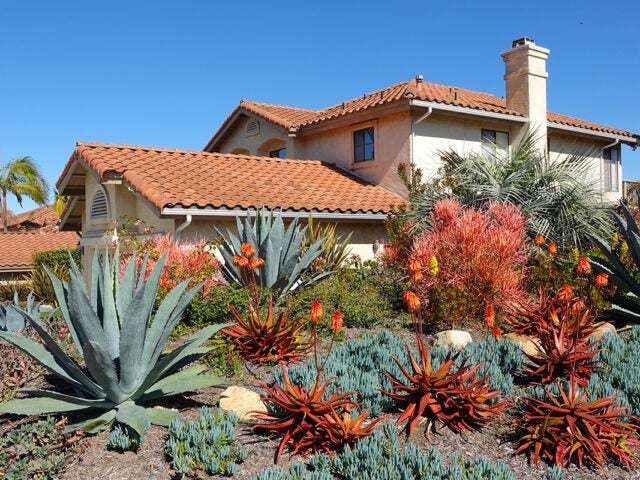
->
1 0 638 214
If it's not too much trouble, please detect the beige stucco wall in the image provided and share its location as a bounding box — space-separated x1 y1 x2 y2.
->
217 116 293 157
412 111 523 179
297 111 411 194
549 133 622 204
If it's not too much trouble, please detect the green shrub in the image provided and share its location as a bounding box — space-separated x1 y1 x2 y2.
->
293 260 408 329
0 416 66 479
177 284 248 334
165 407 248 477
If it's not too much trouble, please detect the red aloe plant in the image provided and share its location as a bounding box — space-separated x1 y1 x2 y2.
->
382 276 506 437
514 379 640 474
252 302 379 462
508 286 605 386
221 243 311 365
382 346 505 437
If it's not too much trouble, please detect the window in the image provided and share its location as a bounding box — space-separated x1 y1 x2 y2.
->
481 129 509 159
354 127 374 162
269 148 286 158
604 147 620 192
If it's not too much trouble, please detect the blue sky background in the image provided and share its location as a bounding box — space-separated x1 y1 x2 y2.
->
1 0 638 214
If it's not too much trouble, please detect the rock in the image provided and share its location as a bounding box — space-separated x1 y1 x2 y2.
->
589 322 618 341
433 330 472 349
219 386 267 422
503 333 542 358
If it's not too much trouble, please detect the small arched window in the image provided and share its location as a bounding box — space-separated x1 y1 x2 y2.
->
90 189 108 220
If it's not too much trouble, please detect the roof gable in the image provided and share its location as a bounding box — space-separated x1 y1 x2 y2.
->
57 143 405 222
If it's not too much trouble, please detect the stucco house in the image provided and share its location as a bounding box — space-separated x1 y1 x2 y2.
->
56 38 639 271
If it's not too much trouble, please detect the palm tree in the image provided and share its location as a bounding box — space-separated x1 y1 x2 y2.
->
0 156 50 232
53 189 68 217
410 129 614 254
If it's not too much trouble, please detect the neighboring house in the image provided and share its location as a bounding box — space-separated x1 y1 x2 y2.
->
56 38 639 273
0 205 79 282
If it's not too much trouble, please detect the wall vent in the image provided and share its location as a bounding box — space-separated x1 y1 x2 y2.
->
90 190 108 220
246 120 260 136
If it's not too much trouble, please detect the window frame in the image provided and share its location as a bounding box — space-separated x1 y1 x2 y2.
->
269 147 287 158
481 129 510 159
603 146 620 192
353 126 375 163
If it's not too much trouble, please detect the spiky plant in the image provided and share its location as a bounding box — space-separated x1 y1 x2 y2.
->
514 379 640 473
411 129 613 255
215 207 327 300
0 250 225 440
590 202 640 324
0 291 42 332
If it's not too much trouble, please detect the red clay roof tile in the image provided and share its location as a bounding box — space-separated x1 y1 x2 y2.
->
60 143 404 215
207 78 637 147
0 231 79 272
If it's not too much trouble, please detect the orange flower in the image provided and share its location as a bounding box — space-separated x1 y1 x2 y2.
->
310 300 323 323
534 234 545 247
330 310 343 332
594 273 609 289
232 255 248 268
408 259 424 283
248 257 265 270
576 257 591 276
492 326 502 338
402 291 421 313
548 242 557 256
556 284 575 302
240 243 256 259
483 305 495 328
570 299 586 316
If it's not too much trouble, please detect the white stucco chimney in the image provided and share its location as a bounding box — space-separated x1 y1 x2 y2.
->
501 38 550 151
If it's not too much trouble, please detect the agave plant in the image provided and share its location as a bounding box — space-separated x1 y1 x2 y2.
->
590 202 640 323
0 291 42 332
215 207 328 299
0 250 224 439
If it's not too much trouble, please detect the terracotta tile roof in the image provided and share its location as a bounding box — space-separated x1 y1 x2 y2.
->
208 78 637 145
58 143 404 215
0 231 79 272
5 204 59 231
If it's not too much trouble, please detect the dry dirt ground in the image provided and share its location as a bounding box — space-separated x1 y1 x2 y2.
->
3 327 640 480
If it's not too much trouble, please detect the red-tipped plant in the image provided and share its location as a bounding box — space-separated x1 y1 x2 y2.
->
382 266 506 437
252 301 379 462
221 243 311 365
514 379 640 474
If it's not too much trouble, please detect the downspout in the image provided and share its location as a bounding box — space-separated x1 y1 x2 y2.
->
175 214 192 239
409 106 433 185
600 139 620 202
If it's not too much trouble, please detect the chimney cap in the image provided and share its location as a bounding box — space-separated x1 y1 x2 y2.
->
415 74 423 83
512 37 535 48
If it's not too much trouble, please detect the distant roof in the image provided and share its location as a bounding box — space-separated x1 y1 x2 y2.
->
5 204 59 231
0 231 79 274
57 142 405 227
205 77 639 150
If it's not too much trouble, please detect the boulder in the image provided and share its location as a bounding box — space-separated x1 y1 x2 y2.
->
503 333 542 358
433 330 472 349
589 322 618 341
219 386 267 422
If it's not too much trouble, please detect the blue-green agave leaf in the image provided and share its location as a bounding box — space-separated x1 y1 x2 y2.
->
83 341 125 402
146 406 182 426
115 400 149 438
0 396 94 415
68 409 117 434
